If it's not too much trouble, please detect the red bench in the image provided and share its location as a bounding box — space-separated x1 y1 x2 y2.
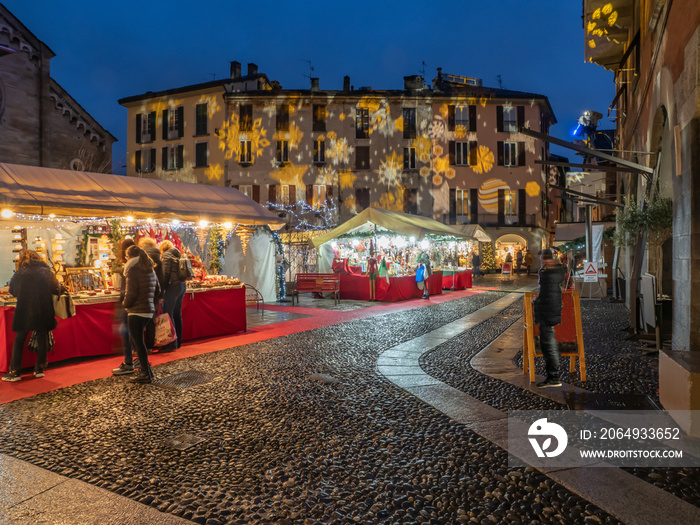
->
293 273 340 305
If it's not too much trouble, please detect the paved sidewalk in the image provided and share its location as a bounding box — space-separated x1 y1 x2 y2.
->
378 286 700 525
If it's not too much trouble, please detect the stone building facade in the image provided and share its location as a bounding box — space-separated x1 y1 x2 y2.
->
0 3 115 172
584 0 700 431
120 63 557 255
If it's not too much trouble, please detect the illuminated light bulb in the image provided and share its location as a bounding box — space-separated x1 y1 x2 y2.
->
126 216 134 222
199 220 208 228
331 241 338 248
352 239 360 247
49 214 56 218
146 218 153 223
420 239 430 250
1 209 13 218
172 219 180 226
223 222 233 230
409 236 416 243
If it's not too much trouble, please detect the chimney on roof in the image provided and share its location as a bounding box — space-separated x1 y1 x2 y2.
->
310 77 319 92
343 75 350 92
437 67 442 81
248 63 258 76
404 75 423 91
230 61 241 78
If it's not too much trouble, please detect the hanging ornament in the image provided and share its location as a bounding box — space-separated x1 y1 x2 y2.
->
236 225 255 255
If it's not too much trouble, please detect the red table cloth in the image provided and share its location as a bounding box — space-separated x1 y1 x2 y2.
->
441 270 472 290
338 272 443 302
332 258 363 275
0 286 246 372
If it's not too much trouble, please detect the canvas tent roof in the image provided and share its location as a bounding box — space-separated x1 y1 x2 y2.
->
0 163 284 228
450 223 492 243
310 207 481 247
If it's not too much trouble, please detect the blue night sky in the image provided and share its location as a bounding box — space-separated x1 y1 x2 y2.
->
4 0 614 173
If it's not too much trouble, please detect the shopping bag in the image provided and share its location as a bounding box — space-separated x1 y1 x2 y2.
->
53 293 76 319
153 313 177 347
415 264 425 282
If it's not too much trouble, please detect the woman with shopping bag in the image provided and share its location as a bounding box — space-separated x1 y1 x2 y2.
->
120 245 160 384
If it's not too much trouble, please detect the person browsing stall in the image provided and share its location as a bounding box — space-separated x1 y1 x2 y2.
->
159 240 186 351
2 250 60 382
122 245 160 383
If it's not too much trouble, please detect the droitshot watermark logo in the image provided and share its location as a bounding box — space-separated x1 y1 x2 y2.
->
509 410 700 468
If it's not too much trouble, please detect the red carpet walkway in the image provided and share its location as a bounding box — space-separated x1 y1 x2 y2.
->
0 289 485 405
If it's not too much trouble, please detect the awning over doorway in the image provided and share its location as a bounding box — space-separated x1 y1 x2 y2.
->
554 221 614 242
450 223 492 243
309 207 476 247
0 163 285 228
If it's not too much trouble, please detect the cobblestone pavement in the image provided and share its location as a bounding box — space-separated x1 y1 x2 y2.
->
0 284 693 524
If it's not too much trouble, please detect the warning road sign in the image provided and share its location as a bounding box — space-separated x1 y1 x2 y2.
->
583 262 598 282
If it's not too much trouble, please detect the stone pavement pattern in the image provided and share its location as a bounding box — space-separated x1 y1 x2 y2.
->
0 279 697 524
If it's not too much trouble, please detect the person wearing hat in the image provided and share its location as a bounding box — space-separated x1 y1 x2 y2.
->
533 248 565 387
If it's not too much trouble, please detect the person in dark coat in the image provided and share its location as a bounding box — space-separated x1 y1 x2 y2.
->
122 245 160 384
159 240 186 351
137 237 163 351
2 250 60 382
112 237 136 376
471 251 481 277
533 248 565 388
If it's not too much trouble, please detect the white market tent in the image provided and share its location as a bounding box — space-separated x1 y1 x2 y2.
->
310 207 488 247
0 162 285 227
450 223 492 243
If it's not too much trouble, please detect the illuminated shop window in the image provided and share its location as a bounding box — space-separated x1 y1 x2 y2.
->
356 108 370 138
404 147 416 169
313 139 325 163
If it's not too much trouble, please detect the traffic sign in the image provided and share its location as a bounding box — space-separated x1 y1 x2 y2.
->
583 262 598 282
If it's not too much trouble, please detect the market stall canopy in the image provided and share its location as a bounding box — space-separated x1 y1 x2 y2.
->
554 221 614 242
450 223 491 243
0 163 284 228
310 207 475 247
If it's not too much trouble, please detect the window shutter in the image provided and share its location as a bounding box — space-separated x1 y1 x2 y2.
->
469 188 478 223
149 149 155 172
268 185 277 205
162 147 167 170
517 106 525 130
496 106 504 132
252 185 260 203
177 145 184 168
469 141 478 166
306 184 313 205
289 185 297 208
326 185 333 201
518 142 526 166
403 187 410 213
135 150 141 172
447 105 455 131
177 106 184 138
136 115 142 144
469 106 477 132
148 112 156 140
518 189 526 223
404 148 409 169
448 141 455 165
162 110 168 140
498 189 505 225
449 188 457 224
497 141 504 166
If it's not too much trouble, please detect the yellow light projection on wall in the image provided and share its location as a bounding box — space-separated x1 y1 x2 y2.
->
479 178 510 213
326 137 352 165
343 194 357 212
270 162 308 191
197 94 220 117
525 180 541 197
377 188 405 212
206 164 223 181
413 136 432 162
273 121 304 150
338 169 356 189
218 114 270 160
376 151 403 187
472 145 495 175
